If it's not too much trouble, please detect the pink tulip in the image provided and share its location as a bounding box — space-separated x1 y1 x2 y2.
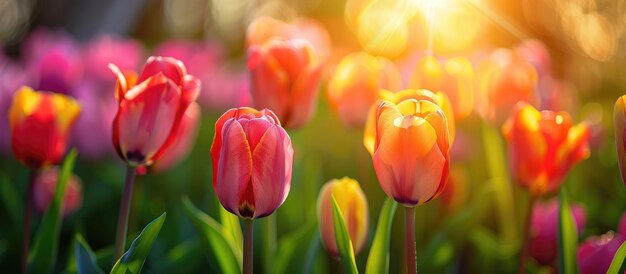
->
33 167 82 217
111 56 200 166
577 232 625 274
151 102 201 172
210 107 293 219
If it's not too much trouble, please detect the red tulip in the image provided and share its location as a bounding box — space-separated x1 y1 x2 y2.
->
247 39 322 129
210 107 294 219
151 102 201 172
33 167 82 217
502 102 589 196
110 56 200 167
9 86 81 169
371 99 451 206
577 232 625 274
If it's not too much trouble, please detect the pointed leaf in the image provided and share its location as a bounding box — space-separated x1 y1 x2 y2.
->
365 198 397 274
607 240 626 274
75 235 104 274
182 197 241 274
331 196 359 274
111 212 166 274
220 204 243 254
558 188 578 274
28 149 78 274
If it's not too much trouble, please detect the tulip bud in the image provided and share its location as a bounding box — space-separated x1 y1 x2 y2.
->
502 102 590 196
327 52 402 128
364 89 455 156
370 98 451 207
614 96 626 186
33 167 82 217
247 39 322 129
577 232 625 274
211 107 294 219
8 86 80 169
110 56 200 167
528 199 586 266
317 177 369 256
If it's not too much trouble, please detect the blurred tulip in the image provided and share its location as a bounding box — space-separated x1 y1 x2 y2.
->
364 89 455 156
410 55 474 119
502 102 590 196
528 199 586 266
516 39 551 76
9 87 80 169
577 232 625 274
327 52 402 128
33 167 82 217
440 165 468 212
370 98 450 206
317 177 369 256
614 96 626 186
0 54 28 153
476 49 539 125
247 39 323 129
151 102 201 172
110 56 200 167
211 107 293 219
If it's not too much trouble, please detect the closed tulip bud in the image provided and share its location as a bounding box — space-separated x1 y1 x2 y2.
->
211 107 294 219
364 89 455 156
327 52 402 128
317 177 369 256
33 167 82 217
502 102 590 196
247 39 322 129
614 96 626 186
371 98 451 206
577 232 625 274
110 56 201 167
528 199 586 266
9 86 80 169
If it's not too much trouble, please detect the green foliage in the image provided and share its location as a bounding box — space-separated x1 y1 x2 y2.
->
110 212 166 274
558 188 578 274
365 198 397 274
74 235 104 274
331 196 359 274
607 240 626 274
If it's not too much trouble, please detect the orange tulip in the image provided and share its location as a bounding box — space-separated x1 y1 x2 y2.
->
33 167 82 217
327 52 402 128
371 98 451 206
317 177 369 256
110 56 200 167
364 89 454 156
502 102 590 196
247 39 323 129
614 96 626 186
410 56 474 119
9 86 80 169
211 107 294 219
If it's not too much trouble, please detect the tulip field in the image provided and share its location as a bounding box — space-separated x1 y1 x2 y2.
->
2 0 626 273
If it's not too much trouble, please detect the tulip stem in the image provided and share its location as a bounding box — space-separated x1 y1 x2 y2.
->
243 218 254 274
405 206 417 274
21 171 36 274
518 196 536 274
113 165 136 265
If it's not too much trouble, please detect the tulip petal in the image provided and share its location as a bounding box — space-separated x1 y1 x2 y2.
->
288 63 322 128
181 74 201 107
248 46 290 119
266 39 313 80
137 56 187 86
109 63 137 103
615 96 626 185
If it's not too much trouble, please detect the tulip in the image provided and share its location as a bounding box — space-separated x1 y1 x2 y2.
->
247 39 323 129
33 167 83 217
614 96 626 186
211 107 293 274
150 102 201 172
577 232 625 274
9 86 81 169
364 89 455 156
528 199 586 266
110 56 200 167
440 165 468 213
317 177 369 256
327 52 402 128
502 102 590 196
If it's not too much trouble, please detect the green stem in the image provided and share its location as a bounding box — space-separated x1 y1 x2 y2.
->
518 196 536 274
243 219 254 274
405 206 417 274
21 171 36 274
113 165 136 264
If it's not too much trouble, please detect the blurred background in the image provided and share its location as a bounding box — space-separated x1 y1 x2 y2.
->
1 0 626 273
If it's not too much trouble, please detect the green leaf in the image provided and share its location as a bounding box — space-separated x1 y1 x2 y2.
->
111 212 166 274
74 235 104 274
28 149 78 274
274 220 318 274
182 197 241 274
0 174 22 224
365 198 397 274
558 188 578 274
219 204 243 255
607 240 626 274
331 196 359 274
